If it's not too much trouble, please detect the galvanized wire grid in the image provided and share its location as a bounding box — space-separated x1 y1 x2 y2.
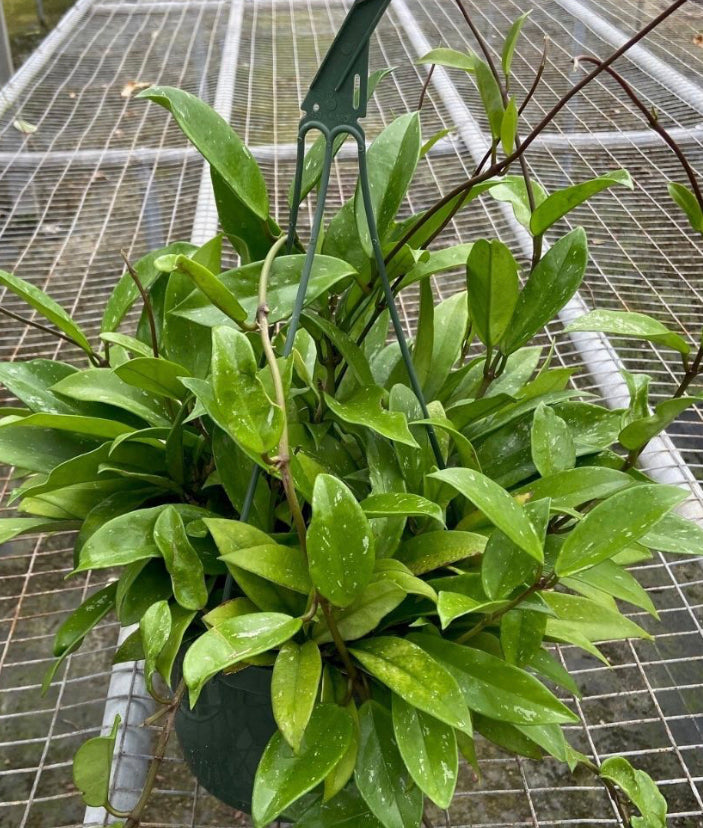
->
0 0 701 826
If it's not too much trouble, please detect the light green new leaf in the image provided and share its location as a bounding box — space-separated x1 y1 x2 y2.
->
501 96 518 156
600 756 667 828
466 239 519 348
156 603 198 686
544 592 653 643
531 402 575 477
355 112 421 256
641 511 703 556
350 637 472 733
373 559 438 602
396 529 486 574
410 633 578 725
530 170 633 236
211 326 283 455
307 474 375 607
360 492 444 525
555 483 686 576
114 357 190 399
399 243 474 289
489 175 548 230
416 47 478 73
437 591 509 628
252 704 353 827
272 641 322 753
430 468 543 561
184 613 301 706
140 599 172 695
73 714 121 807
153 506 207 610
355 700 424 828
0 270 94 357
313 580 406 644
220 543 311 594
174 254 247 323
392 693 458 809
565 309 690 356
424 291 470 400
502 11 531 77
325 386 418 447
501 227 588 353
475 59 505 139
668 181 703 234
619 396 702 451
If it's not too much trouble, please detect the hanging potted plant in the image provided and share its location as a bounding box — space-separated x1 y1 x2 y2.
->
0 1 701 825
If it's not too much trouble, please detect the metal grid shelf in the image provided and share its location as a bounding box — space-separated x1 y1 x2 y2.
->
0 0 702 826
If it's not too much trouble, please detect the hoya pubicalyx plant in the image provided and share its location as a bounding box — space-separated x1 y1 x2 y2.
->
1 5 701 827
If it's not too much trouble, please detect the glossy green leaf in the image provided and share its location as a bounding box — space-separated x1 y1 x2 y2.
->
565 309 690 356
515 467 635 510
0 359 83 414
100 332 155 358
619 396 702 451
555 484 686 576
501 609 547 666
430 468 543 561
220 543 311 594
396 529 486 574
272 641 322 753
437 591 509 628
544 592 653 643
308 474 374 607
325 386 417 448
184 612 301 706
399 243 474 289
355 700 424 828
350 637 472 733
324 702 359 801
0 412 134 440
424 291 469 400
501 96 518 156
392 693 457 809
355 112 421 256
668 181 703 234
501 227 588 354
140 599 172 695
489 175 548 230
156 603 197 686
73 714 121 807
475 59 505 139
114 357 190 399
210 326 283 455
564 559 658 617
416 46 478 72
502 11 531 76
466 239 519 348
410 633 578 724
600 756 667 828
530 170 633 236
373 559 438 602
640 511 703 556
313 580 406 644
252 703 353 827
51 369 169 427
153 506 207 610
531 402 575 476
296 785 383 827
175 254 246 322
360 492 444 525
528 647 581 698
0 517 78 545
0 270 94 356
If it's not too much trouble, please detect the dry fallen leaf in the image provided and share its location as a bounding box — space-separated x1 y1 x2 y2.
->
121 80 152 98
12 118 38 134
693 33 703 48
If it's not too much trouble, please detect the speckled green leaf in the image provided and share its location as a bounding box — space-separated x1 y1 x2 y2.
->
437 591 509 629
153 506 207 610
410 633 578 725
430 468 543 561
350 637 472 733
272 641 322 753
391 693 458 808
307 474 375 607
555 484 686 576
373 559 437 602
530 402 575 477
640 512 703 556
355 700 423 828
114 356 191 399
544 592 653 643
140 599 172 696
565 309 690 356
325 386 418 448
252 703 353 827
600 756 667 828
72 714 121 807
501 609 547 666
466 238 519 348
184 613 301 707
564 560 658 617
313 580 406 644
619 396 702 451
396 529 486 575
220 543 311 594
360 492 444 525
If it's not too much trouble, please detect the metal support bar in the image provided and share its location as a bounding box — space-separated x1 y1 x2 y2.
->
392 0 703 520
0 0 13 85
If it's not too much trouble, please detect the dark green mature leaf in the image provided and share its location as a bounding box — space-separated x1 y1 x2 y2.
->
531 402 575 476
501 609 547 666
473 714 542 760
296 785 383 827
0 425 100 474
303 312 374 387
0 360 83 414
156 603 197 685
75 503 209 572
400 243 474 289
396 529 486 574
212 428 269 527
410 634 578 724
555 484 686 576
114 357 190 400
528 647 581 697
73 714 121 807
308 474 374 607
514 466 634 509
43 582 117 693
668 181 703 234
184 613 302 706
565 559 658 617
502 11 531 76
355 113 421 256
0 412 134 440
641 511 703 556
544 592 652 643
600 756 667 828
210 326 282 455
501 227 588 354
325 386 418 448
530 170 633 236
392 694 457 808
153 506 207 610
360 492 444 525
565 309 690 356
356 701 424 828
425 291 469 400
221 543 311 594
619 396 702 451
140 599 172 695
0 270 94 356
252 704 353 827
272 641 322 753
0 517 78 546
437 592 509 628
350 637 472 733
466 239 519 348
314 581 406 644
430 468 543 561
